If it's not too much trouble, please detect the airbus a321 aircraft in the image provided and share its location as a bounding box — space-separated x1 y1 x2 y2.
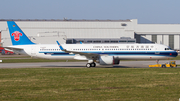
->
6 21 178 67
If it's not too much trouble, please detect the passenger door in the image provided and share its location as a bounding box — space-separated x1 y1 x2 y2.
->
31 46 36 57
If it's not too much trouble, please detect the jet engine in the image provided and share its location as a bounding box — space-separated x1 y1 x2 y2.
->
97 56 120 65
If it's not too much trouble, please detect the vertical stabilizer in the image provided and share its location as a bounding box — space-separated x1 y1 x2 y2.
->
7 21 35 45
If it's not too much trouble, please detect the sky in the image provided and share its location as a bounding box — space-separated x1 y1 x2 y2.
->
1 0 180 24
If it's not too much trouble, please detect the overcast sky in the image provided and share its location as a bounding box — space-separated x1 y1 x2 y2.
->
1 0 180 24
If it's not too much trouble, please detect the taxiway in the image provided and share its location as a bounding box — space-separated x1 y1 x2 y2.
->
0 60 180 68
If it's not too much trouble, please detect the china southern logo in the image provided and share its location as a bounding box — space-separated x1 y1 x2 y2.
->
11 31 22 41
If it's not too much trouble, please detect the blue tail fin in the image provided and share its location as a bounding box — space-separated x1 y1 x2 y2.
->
7 21 35 45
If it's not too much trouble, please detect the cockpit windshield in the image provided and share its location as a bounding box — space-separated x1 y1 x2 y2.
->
165 48 172 50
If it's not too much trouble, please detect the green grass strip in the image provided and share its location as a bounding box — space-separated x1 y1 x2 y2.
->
0 68 180 101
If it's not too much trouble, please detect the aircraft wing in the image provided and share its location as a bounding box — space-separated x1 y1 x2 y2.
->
56 41 99 60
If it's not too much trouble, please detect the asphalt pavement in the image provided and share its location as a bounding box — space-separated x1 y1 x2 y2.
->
0 60 180 68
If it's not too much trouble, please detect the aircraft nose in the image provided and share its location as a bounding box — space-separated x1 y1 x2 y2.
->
176 51 178 56
172 51 178 57
167 51 178 59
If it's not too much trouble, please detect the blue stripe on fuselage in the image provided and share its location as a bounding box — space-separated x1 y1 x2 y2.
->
39 51 177 57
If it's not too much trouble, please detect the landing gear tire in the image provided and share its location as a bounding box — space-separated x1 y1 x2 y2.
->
91 63 96 67
162 65 166 68
86 63 91 68
86 63 96 68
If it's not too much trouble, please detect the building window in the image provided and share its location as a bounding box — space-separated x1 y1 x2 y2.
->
110 41 118 43
66 40 73 44
121 23 127 26
93 41 101 43
135 34 141 43
152 35 157 43
119 40 126 43
127 40 135 43
87 41 92 43
169 35 174 49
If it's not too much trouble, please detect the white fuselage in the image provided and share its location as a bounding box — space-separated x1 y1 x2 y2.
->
9 43 178 60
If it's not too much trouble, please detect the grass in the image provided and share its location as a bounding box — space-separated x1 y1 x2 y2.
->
0 68 180 101
169 55 180 60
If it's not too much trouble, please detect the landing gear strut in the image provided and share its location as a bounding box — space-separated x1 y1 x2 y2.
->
86 62 96 68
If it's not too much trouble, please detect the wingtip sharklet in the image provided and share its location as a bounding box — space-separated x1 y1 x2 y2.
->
56 41 64 50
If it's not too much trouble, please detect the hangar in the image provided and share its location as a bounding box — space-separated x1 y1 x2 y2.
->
0 19 180 50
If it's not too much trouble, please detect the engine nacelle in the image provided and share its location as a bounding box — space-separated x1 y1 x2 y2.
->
98 56 120 65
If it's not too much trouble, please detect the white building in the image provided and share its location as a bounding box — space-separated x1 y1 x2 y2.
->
0 19 180 50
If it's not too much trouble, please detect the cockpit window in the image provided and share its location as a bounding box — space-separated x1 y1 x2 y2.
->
165 48 172 50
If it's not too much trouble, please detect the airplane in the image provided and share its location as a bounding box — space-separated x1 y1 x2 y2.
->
5 21 178 67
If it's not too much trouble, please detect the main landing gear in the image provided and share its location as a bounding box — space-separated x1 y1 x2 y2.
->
86 62 96 68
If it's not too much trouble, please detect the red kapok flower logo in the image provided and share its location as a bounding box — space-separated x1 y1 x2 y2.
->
11 31 22 41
